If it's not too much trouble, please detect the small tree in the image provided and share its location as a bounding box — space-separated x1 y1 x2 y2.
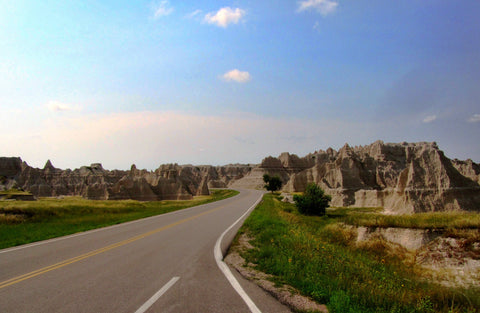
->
263 174 282 193
294 183 331 216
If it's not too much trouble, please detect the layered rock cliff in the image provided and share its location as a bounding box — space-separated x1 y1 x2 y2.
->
2 141 479 213
0 159 199 200
230 141 480 213
0 157 255 201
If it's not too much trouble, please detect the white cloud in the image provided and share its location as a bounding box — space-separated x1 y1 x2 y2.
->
221 69 251 83
154 1 174 18
46 101 78 112
204 7 245 28
422 115 437 123
467 114 480 123
297 0 339 16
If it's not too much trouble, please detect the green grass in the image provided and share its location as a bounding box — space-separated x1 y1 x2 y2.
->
340 209 480 229
238 194 479 313
0 189 238 249
0 188 32 195
0 188 34 200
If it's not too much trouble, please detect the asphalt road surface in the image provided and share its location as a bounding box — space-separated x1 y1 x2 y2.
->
0 189 291 313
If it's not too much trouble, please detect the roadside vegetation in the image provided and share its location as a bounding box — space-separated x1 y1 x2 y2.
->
263 174 283 193
0 189 238 249
0 188 32 196
293 183 332 216
236 193 480 313
343 210 480 229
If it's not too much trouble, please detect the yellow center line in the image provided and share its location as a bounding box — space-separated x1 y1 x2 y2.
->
0 202 232 290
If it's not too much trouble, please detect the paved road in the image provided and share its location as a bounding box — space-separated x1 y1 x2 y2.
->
0 189 290 313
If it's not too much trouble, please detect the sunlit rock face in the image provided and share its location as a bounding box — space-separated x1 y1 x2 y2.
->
0 157 253 201
228 141 480 214
451 158 480 185
0 160 205 200
1 141 479 211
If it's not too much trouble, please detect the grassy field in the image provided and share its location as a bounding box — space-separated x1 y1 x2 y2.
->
0 188 32 196
341 209 480 229
0 189 238 249
236 194 479 313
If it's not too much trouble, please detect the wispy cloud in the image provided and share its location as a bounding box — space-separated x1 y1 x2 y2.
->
297 0 339 16
422 115 437 123
186 9 202 19
204 7 246 28
467 114 480 123
221 69 251 83
46 101 79 112
153 1 174 18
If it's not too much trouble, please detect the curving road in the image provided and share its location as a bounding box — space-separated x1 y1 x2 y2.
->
0 189 290 313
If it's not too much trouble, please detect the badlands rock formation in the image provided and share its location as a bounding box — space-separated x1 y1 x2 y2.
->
0 159 180 200
0 157 253 201
1 141 479 213
231 141 480 213
451 158 480 184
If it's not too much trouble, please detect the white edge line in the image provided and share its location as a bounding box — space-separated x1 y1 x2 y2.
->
0 194 237 254
214 192 263 313
134 276 180 313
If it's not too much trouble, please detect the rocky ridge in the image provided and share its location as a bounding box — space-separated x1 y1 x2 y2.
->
0 158 251 201
231 141 480 213
1 141 479 213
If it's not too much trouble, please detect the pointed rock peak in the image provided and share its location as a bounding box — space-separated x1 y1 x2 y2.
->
131 164 137 171
278 152 291 163
338 143 354 158
326 147 336 155
370 140 385 150
369 140 387 160
44 159 55 170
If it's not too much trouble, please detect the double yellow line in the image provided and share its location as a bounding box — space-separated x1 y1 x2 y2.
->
0 202 230 290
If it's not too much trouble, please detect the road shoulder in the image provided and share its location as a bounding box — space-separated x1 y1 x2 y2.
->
225 233 329 313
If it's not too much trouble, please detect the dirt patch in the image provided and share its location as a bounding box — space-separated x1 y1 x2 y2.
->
356 226 442 250
355 226 480 288
416 236 480 287
225 233 328 313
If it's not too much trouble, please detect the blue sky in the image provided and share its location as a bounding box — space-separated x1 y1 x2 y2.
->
1 0 479 169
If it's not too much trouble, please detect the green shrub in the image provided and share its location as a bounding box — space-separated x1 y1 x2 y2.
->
294 183 331 216
263 174 282 193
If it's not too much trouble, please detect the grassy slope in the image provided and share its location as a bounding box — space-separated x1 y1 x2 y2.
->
0 188 32 195
237 194 479 313
343 210 480 229
0 189 238 249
